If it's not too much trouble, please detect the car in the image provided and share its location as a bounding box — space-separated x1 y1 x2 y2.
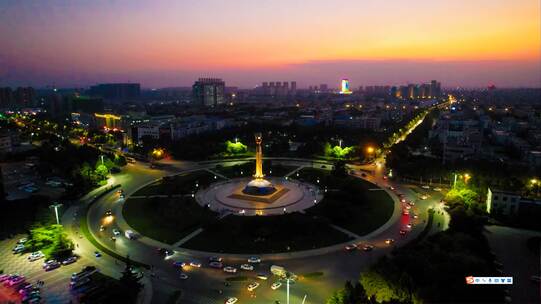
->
13 244 25 253
23 186 39 193
62 256 78 265
404 204 411 210
18 283 34 294
399 230 407 236
406 223 412 229
209 261 223 269
247 282 260 291
433 187 442 191
225 297 238 304
345 244 358 251
173 261 187 268
7 276 25 286
421 195 428 200
189 261 202 268
256 273 268 280
389 186 395 190
240 264 254 271
209 256 223 262
408 201 415 206
0 274 10 282
42 259 56 269
402 209 410 215
105 209 112 216
27 251 44 261
271 281 282 290
111 236 116 242
125 230 136 239
413 214 418 219
247 256 261 263
120 193 125 199
112 229 121 236
385 238 395 245
179 273 188 280
44 261 60 271
116 189 124 194
421 185 430 189
99 225 105 232
17 238 28 244
362 244 375 251
94 251 101 257
223 266 237 273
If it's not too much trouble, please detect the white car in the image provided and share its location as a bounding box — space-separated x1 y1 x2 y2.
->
223 266 237 273
421 185 430 189
17 238 28 244
256 273 268 280
433 187 442 191
247 256 261 263
225 297 238 304
240 264 254 271
125 230 135 239
112 229 120 236
271 282 282 290
28 251 44 261
247 282 260 291
179 273 188 280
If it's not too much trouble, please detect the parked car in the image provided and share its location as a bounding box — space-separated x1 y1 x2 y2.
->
62 256 78 265
240 264 254 271
271 281 282 290
44 260 60 271
112 229 121 236
94 251 101 257
28 251 44 261
13 244 25 253
247 282 260 291
225 297 238 304
17 238 28 244
179 273 188 280
7 276 25 286
256 274 268 280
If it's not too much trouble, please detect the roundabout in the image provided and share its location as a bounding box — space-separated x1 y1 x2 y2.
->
197 177 321 216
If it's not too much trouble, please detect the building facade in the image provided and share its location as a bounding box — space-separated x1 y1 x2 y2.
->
192 78 225 107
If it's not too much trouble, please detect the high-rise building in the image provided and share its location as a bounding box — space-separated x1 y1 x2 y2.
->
290 81 297 96
14 87 36 107
88 83 141 100
340 79 352 94
192 78 225 107
0 87 13 107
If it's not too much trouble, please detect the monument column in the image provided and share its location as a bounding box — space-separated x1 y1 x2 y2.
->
254 133 263 178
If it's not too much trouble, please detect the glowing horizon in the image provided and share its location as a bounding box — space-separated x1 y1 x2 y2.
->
0 0 540 87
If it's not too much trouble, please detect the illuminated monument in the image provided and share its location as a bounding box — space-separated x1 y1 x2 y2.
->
243 133 277 195
340 79 353 95
197 132 323 215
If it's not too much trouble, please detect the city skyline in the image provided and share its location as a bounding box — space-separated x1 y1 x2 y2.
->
1 0 540 88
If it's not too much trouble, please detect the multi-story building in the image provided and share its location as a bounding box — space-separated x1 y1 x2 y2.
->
14 87 36 107
192 78 225 107
94 113 122 130
88 83 141 100
0 87 13 107
486 188 541 219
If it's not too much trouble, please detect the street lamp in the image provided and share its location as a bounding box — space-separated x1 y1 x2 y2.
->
49 202 63 225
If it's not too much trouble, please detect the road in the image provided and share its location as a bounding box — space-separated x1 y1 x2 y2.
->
76 158 448 303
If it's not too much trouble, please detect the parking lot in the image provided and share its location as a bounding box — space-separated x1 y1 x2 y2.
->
0 236 97 303
1 161 66 200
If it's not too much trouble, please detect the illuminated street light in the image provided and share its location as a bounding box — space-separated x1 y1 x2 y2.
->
49 202 63 225
464 173 471 184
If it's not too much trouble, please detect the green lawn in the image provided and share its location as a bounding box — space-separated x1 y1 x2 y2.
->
213 160 298 178
132 170 220 196
299 168 395 236
182 213 352 253
122 196 217 244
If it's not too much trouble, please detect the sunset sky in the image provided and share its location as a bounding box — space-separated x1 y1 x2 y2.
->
1 0 540 88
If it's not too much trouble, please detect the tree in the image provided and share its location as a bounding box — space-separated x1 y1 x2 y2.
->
117 256 143 303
